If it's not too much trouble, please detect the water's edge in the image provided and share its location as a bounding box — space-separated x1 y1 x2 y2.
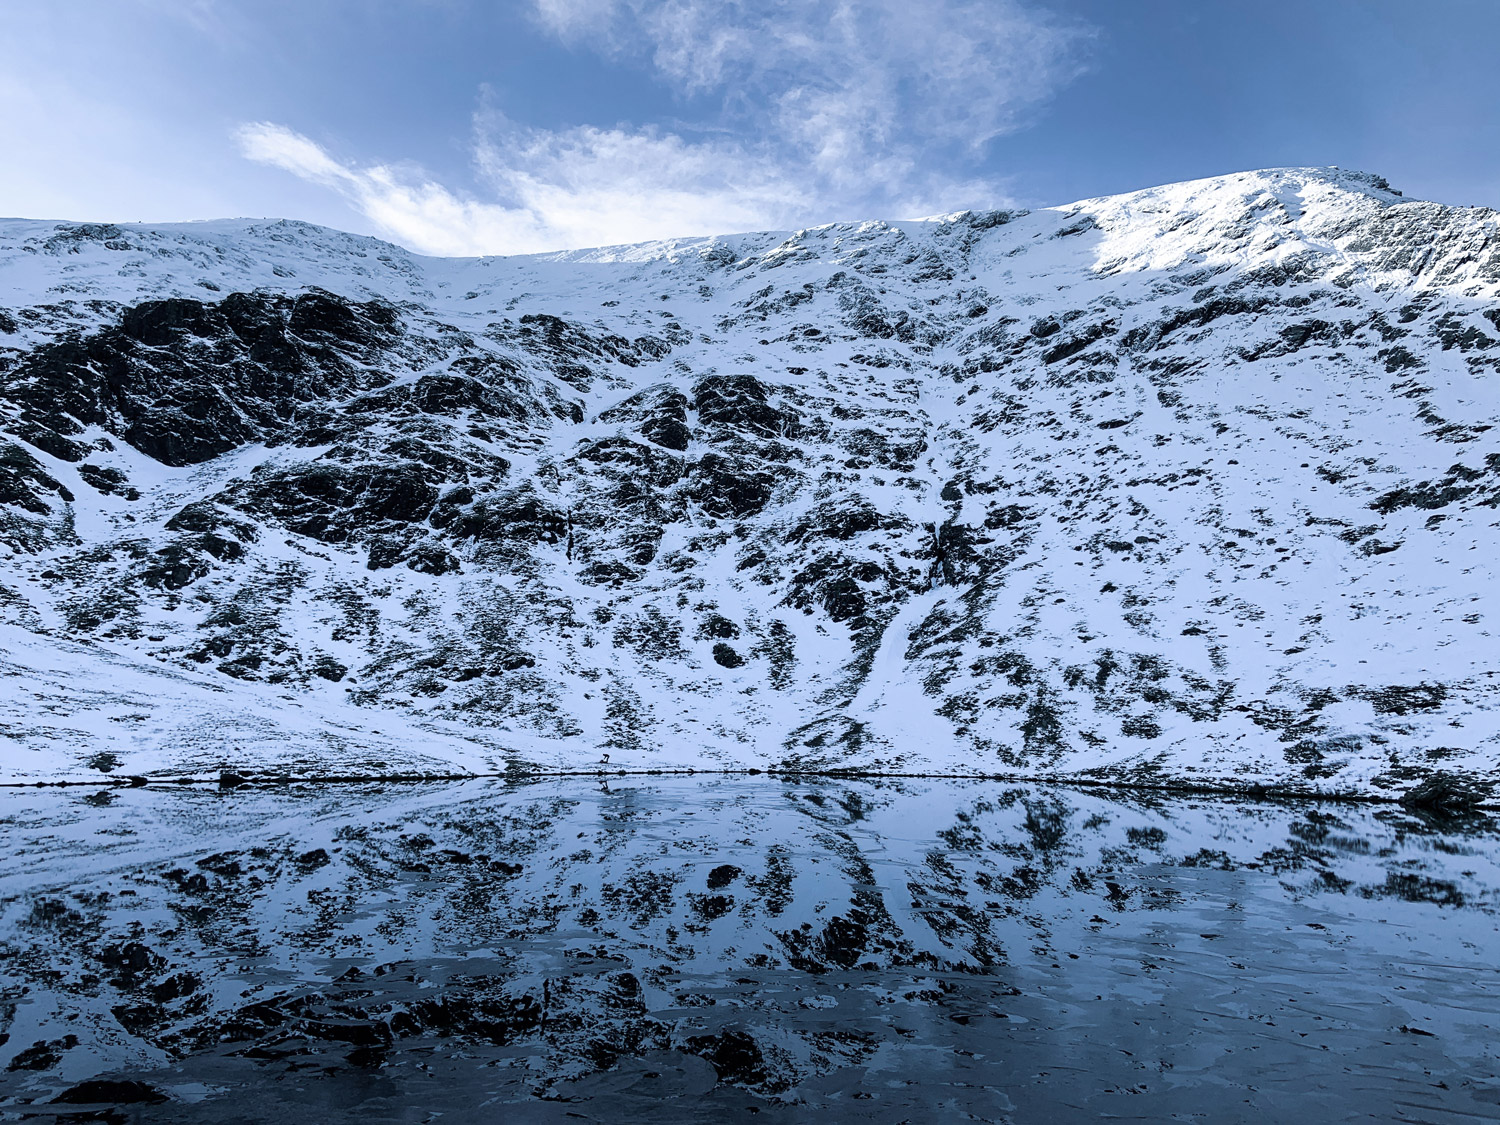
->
8 765 1496 812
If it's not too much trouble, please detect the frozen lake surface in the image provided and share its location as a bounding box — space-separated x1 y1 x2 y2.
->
1 776 1497 1122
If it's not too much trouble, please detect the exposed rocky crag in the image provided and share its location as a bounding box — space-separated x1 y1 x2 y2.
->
1 167 1498 799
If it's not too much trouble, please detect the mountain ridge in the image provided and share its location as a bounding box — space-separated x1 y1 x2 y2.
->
1 166 1497 802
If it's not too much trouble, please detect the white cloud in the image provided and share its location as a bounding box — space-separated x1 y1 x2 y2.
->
533 0 1091 159
240 1 1091 255
238 118 812 256
471 112 814 242
237 122 352 187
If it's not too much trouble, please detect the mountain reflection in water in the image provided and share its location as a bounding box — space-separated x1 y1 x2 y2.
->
1 777 1497 1122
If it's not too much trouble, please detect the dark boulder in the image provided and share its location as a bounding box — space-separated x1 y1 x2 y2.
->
786 497 905 544
367 536 462 575
599 385 693 451
1400 773 1491 815
931 520 993 586
76 463 139 500
684 1029 768 1086
451 489 568 545
52 1080 168 1105
139 502 257 588
235 462 439 543
139 542 214 590
688 453 775 519
575 436 685 489
0 440 74 514
698 614 739 639
693 374 797 438
712 643 745 668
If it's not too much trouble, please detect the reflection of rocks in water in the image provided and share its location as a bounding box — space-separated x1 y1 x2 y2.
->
0 777 1497 1120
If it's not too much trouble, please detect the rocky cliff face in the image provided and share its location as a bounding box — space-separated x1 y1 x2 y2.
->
1 167 1497 798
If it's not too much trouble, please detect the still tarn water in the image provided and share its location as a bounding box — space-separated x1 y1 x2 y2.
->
0 776 1496 1122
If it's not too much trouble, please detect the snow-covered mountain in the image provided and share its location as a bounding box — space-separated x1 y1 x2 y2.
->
2 167 1497 800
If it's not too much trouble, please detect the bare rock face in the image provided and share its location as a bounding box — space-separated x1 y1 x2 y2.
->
6 290 405 466
0 168 1497 800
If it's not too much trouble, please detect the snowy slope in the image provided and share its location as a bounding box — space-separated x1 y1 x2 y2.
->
1 167 1497 799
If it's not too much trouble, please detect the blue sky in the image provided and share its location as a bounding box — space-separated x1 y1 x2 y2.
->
4 0 1499 255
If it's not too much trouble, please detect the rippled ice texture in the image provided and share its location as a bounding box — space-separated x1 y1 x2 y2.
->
1 777 1497 1122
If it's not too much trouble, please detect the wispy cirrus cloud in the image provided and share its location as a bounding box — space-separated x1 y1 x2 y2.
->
237 115 812 256
534 0 1090 159
240 0 1092 255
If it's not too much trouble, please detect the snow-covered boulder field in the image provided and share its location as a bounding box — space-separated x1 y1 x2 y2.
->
1 167 1496 801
